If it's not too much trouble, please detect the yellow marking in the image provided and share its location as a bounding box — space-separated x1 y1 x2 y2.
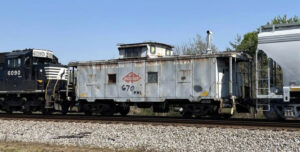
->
45 80 51 100
52 79 59 98
37 80 43 84
290 88 300 91
200 91 209 96
80 93 85 97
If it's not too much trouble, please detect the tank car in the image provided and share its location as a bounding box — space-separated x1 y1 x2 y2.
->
256 23 300 120
68 41 251 117
0 49 69 114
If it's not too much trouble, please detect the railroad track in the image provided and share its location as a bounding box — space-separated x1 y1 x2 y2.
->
0 113 299 131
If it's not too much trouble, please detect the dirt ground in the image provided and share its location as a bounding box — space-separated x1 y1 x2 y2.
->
0 141 145 152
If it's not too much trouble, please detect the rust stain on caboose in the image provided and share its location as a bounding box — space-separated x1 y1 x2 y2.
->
95 64 103 70
178 59 192 64
181 70 191 76
134 62 144 67
147 61 156 66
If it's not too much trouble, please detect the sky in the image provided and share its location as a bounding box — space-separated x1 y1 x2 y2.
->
0 0 299 64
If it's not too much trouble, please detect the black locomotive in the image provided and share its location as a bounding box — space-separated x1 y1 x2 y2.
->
0 49 69 114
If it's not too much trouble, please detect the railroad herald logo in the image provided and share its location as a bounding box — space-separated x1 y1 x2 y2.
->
122 72 141 83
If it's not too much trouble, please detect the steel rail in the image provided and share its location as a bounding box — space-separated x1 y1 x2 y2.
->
0 114 298 131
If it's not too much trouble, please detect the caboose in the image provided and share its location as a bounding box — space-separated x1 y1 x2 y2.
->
69 41 251 117
0 49 68 114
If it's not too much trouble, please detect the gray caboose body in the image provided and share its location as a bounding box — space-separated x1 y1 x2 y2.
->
69 42 250 116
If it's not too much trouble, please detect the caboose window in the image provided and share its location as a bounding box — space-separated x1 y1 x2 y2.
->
166 49 171 56
108 74 116 83
148 72 158 83
150 46 156 54
124 47 143 58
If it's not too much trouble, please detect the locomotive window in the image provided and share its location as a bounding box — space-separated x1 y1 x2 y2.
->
13 59 17 67
108 74 116 83
150 46 156 54
148 72 158 83
17 58 21 66
7 60 11 67
8 58 21 68
24 57 30 67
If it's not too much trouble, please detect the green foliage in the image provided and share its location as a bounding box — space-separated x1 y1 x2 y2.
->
236 32 258 57
267 15 300 25
229 34 242 51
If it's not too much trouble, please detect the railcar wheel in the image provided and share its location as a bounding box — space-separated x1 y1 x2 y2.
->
120 107 130 116
84 111 92 116
182 112 192 118
23 109 32 115
118 103 130 116
263 105 281 121
5 110 12 114
4 106 12 114
210 114 221 119
101 110 114 116
61 103 70 115
181 104 194 118
222 114 232 119
23 111 32 115
100 104 116 116
42 109 52 115
23 105 32 115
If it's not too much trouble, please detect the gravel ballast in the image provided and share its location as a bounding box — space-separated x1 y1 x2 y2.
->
0 120 298 151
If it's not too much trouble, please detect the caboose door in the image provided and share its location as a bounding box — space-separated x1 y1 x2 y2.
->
118 61 133 99
118 61 145 101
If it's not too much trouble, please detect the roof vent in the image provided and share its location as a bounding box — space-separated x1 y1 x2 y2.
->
206 30 212 54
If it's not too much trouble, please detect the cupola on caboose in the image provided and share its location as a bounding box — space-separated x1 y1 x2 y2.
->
118 42 173 59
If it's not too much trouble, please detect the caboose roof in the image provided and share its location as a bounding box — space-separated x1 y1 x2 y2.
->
118 42 174 49
69 51 251 67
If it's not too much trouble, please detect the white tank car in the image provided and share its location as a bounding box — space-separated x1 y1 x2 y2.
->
257 23 300 119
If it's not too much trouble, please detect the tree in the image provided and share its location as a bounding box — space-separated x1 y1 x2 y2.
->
236 32 258 57
228 34 242 51
267 15 299 25
175 34 217 55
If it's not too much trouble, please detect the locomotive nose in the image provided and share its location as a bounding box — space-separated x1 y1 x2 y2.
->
44 66 68 80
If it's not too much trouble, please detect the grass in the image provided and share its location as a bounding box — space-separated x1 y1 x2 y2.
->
128 106 181 117
0 141 151 152
128 106 267 119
